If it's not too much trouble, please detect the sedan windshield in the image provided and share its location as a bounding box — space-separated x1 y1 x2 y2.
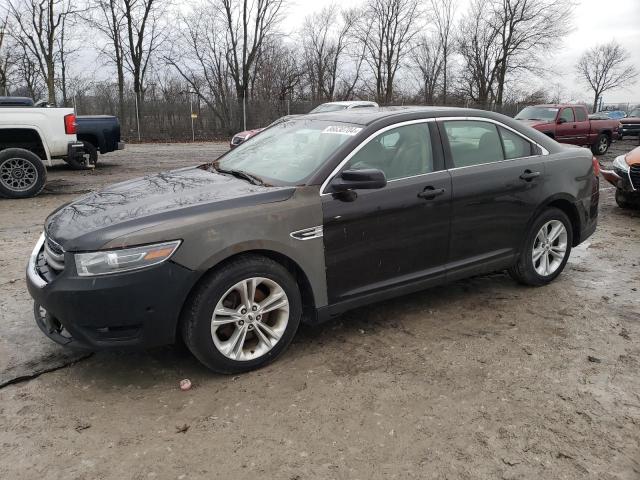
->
515 106 559 121
310 104 348 113
215 119 361 185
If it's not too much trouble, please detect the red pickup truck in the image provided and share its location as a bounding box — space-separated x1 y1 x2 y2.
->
515 104 621 155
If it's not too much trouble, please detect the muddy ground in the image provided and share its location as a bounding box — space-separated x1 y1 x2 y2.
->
0 140 639 479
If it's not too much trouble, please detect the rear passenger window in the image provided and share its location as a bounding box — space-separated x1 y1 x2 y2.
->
575 108 587 122
443 121 504 167
499 126 533 159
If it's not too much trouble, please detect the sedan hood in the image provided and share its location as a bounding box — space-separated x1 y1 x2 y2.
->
45 166 294 251
620 117 640 124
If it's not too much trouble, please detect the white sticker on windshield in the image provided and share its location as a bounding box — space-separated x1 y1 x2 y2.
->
321 126 362 136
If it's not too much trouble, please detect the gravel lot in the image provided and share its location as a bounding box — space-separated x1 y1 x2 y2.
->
1 140 639 479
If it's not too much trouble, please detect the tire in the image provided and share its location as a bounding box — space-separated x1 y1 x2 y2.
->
81 140 98 167
64 140 97 170
0 148 47 199
508 208 573 286
181 255 302 374
615 189 632 209
591 133 610 155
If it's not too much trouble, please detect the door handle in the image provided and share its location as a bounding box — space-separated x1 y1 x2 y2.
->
417 187 446 199
519 170 540 181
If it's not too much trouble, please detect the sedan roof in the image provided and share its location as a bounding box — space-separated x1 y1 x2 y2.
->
299 106 506 126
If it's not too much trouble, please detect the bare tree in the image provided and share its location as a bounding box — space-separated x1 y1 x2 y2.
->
165 6 235 130
218 0 284 103
0 15 12 95
253 39 301 102
457 0 501 107
410 34 443 104
7 0 77 104
88 0 127 118
357 0 422 104
301 5 353 101
430 0 455 104
122 0 166 118
489 0 575 106
576 41 638 112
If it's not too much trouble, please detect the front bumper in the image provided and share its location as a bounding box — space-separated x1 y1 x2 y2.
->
26 235 198 350
601 168 638 193
620 124 640 136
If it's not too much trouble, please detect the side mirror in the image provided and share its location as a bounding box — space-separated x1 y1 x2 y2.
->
557 117 567 124
330 168 387 193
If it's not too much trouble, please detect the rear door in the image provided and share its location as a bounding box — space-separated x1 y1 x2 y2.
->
322 121 451 305
438 119 547 280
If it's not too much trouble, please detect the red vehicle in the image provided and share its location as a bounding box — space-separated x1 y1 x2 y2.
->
619 107 640 139
515 104 621 155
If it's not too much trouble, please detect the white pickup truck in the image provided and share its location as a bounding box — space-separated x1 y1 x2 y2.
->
0 102 85 198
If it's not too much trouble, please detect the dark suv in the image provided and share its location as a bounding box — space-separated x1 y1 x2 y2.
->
27 108 600 373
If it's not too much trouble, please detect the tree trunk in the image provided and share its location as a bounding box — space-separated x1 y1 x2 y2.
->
46 61 56 105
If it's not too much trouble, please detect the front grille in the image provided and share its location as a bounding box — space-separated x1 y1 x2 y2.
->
43 235 65 272
630 165 640 190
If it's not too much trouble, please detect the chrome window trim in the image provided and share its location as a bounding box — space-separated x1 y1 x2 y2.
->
319 116 549 195
437 116 550 156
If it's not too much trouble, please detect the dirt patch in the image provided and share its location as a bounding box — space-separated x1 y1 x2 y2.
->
0 140 639 480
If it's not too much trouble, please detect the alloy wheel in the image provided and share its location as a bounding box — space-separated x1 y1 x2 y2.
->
0 157 38 192
532 220 568 276
598 136 608 154
211 277 290 361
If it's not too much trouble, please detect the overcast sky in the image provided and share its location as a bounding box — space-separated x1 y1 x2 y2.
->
284 0 640 105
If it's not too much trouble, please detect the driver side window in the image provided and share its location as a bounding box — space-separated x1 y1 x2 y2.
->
559 108 575 123
344 123 434 181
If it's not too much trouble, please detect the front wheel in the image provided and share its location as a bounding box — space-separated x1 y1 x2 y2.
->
591 133 610 155
508 208 573 286
0 148 47 199
181 255 302 374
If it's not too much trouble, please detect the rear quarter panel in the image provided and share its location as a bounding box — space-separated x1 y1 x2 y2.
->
0 107 76 159
539 146 597 242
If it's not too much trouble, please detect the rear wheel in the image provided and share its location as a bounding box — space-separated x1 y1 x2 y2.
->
591 133 610 155
181 255 302 374
64 140 97 170
80 140 98 167
508 208 573 286
0 148 47 199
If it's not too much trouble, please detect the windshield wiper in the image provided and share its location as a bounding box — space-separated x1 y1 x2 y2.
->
214 166 266 186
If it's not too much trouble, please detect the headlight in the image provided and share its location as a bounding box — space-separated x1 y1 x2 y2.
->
75 240 181 277
612 155 630 173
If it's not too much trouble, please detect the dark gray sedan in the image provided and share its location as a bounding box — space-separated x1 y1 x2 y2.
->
27 107 600 373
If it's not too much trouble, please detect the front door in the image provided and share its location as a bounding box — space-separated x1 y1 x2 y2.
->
322 121 451 305
438 119 547 280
